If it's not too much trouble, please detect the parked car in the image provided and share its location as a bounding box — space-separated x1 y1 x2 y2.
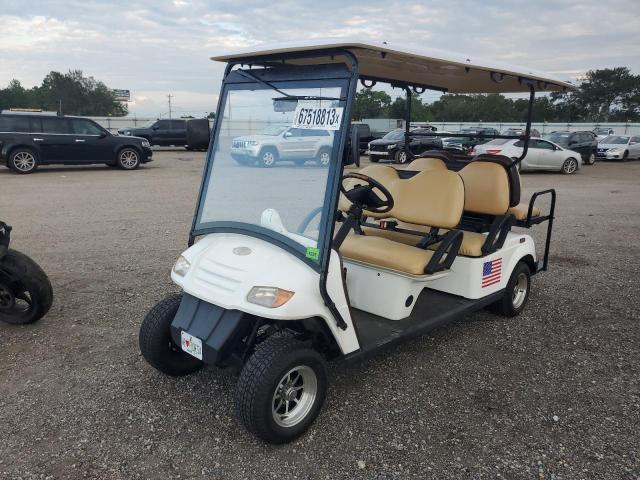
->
543 131 597 165
0 112 152 174
502 127 541 138
473 138 582 174
596 135 640 161
593 127 614 140
119 119 187 147
442 127 499 153
366 128 441 164
230 126 333 167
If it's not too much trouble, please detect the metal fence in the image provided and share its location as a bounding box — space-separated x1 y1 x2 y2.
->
362 119 640 136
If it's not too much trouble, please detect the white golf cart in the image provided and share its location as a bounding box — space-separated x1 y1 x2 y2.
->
139 40 572 443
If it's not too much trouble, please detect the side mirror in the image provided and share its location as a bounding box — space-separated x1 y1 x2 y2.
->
152 125 159 130
344 126 360 167
283 131 293 138
99 131 108 138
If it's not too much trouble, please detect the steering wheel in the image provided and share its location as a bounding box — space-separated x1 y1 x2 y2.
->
340 172 394 214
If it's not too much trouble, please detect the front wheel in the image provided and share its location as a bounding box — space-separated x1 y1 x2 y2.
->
259 148 278 168
236 335 327 444
139 294 204 376
117 148 141 170
561 157 578 174
584 152 596 165
488 261 531 317
0 249 53 324
394 149 409 164
622 151 629 162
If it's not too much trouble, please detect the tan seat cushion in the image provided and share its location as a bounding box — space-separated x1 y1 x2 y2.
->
508 203 542 221
340 234 434 275
363 224 487 257
405 157 447 171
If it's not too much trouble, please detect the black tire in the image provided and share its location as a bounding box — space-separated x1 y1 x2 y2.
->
139 294 204 376
236 335 327 444
584 152 596 165
8 148 39 174
488 261 531 317
561 157 578 174
0 249 53 325
622 151 629 162
394 149 409 164
370 156 380 163
117 148 141 170
315 148 331 167
258 148 278 168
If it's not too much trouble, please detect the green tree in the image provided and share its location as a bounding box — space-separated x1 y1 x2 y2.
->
0 70 126 116
352 89 392 119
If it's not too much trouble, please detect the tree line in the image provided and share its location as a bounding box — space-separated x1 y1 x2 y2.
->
0 70 127 116
353 67 640 123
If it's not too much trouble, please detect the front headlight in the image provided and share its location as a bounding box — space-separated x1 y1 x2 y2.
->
386 144 397 150
172 255 191 277
123 131 131 135
246 140 258 146
608 148 620 153
141 139 150 147
247 286 294 308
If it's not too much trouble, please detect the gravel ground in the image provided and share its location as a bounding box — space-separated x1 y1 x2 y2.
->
1 152 639 480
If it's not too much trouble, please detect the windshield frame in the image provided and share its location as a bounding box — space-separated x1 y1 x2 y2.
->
190 64 355 272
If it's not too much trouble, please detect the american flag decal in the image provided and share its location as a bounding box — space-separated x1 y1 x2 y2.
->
481 258 502 287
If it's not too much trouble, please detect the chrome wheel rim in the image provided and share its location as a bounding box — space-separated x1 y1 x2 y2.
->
319 152 330 166
512 272 528 309
262 152 275 166
120 150 139 168
13 152 36 172
272 365 317 428
589 153 595 164
398 151 407 164
563 159 577 174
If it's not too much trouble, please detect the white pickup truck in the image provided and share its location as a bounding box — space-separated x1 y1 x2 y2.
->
230 126 333 167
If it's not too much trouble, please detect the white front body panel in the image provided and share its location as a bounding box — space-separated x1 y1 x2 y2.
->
171 233 360 354
426 232 536 299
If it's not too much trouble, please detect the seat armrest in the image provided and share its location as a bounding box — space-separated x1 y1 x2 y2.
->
481 214 515 256
424 229 463 274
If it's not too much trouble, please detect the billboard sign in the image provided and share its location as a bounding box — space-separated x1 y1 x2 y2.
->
113 89 130 102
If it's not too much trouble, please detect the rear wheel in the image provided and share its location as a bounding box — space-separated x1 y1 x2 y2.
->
488 261 531 317
236 335 327 444
139 294 204 376
259 148 278 168
0 249 53 324
117 148 141 170
561 157 578 174
8 148 38 174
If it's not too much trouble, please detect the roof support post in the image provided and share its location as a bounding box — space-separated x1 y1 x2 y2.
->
404 87 412 162
515 84 536 165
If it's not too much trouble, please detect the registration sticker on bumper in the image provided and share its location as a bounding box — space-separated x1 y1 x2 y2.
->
180 331 203 360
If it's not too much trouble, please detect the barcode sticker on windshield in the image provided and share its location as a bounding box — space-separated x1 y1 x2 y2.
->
292 106 343 130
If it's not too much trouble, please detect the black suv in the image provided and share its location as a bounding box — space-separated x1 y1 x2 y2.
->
119 119 187 147
0 112 152 174
544 131 597 165
367 128 441 164
442 127 500 153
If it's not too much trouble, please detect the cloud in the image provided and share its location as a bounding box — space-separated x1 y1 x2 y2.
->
0 0 638 116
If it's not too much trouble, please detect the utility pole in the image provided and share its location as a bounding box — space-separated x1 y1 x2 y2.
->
167 94 173 121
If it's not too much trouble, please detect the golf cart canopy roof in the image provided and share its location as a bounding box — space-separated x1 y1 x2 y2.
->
211 39 575 94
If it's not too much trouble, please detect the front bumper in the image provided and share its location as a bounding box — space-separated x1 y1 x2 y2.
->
366 150 389 156
231 147 259 158
141 147 153 162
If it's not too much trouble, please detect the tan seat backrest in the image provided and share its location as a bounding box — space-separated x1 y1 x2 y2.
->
405 157 447 172
339 165 400 218
458 161 510 215
390 169 464 229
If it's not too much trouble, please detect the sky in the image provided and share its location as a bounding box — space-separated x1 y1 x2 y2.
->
1 0 639 118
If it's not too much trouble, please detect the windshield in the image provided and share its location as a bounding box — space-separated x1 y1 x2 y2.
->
382 129 405 141
194 78 346 263
601 135 628 144
261 125 288 136
546 132 570 143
